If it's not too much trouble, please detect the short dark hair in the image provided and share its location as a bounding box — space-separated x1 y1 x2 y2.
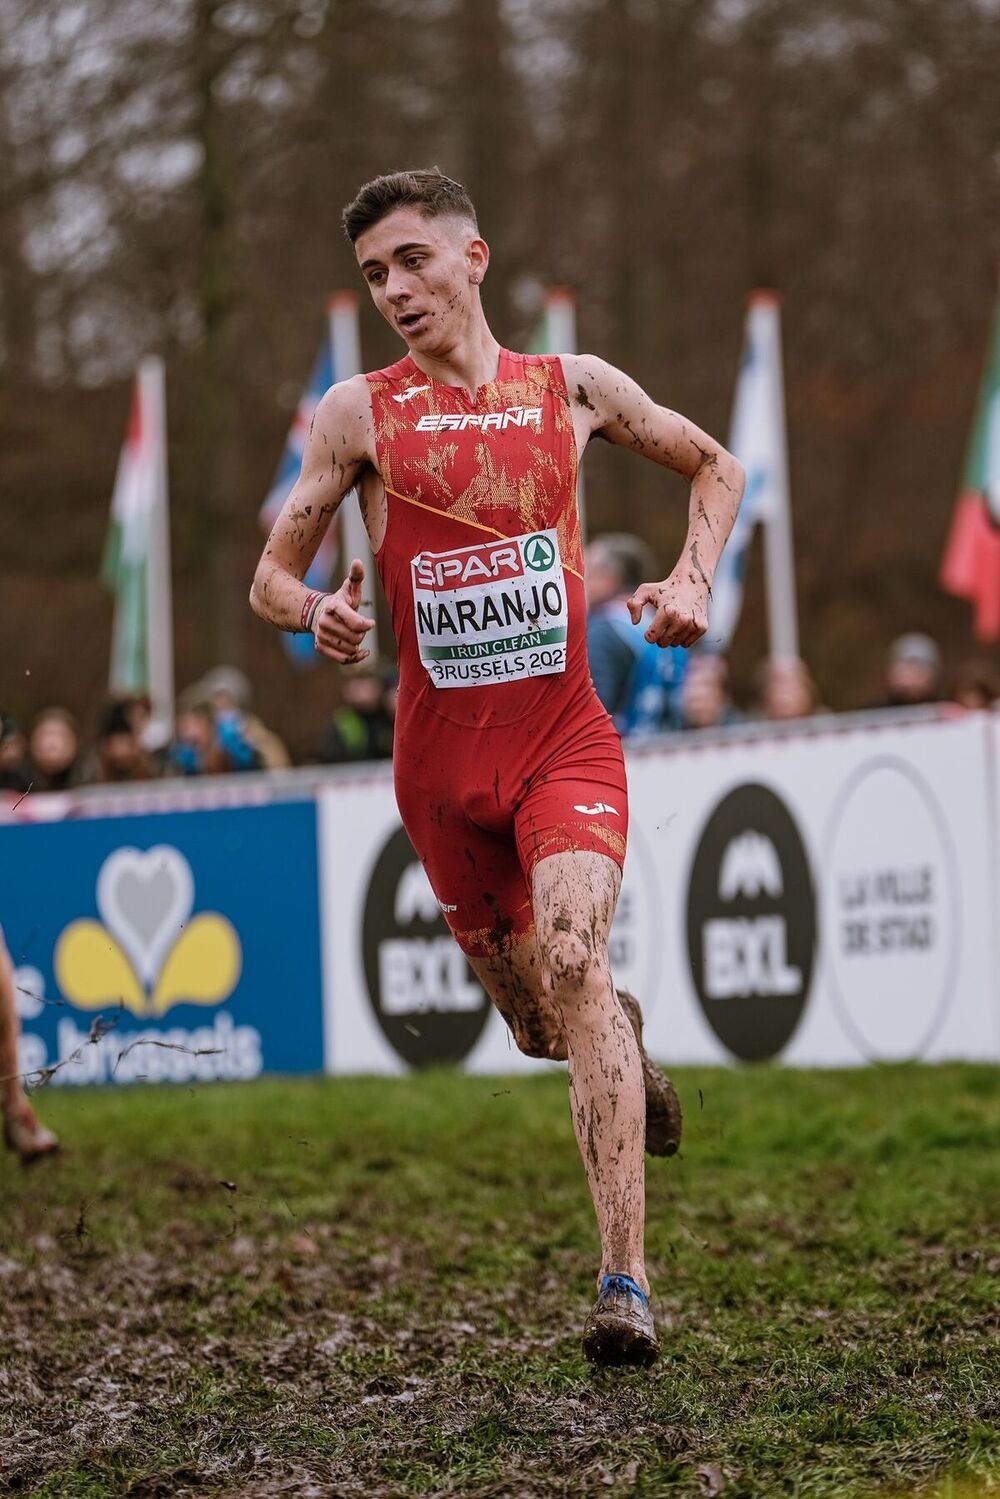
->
342 169 478 244
590 533 657 594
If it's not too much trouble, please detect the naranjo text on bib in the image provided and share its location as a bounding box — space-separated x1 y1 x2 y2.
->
411 529 568 689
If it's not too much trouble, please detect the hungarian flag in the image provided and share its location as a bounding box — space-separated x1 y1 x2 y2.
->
101 360 163 694
940 283 1000 640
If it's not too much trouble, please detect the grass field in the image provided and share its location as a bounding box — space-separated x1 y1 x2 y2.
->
0 1064 997 1498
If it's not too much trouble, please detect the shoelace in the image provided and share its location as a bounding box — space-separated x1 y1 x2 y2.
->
600 1273 648 1305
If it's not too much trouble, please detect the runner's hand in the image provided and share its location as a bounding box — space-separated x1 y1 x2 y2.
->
627 571 708 650
313 559 375 664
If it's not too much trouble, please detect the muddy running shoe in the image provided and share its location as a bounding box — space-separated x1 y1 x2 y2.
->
3 1107 60 1166
617 989 682 1157
582 1273 660 1367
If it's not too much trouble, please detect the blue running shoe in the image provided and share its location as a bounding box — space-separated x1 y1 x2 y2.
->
582 1273 660 1367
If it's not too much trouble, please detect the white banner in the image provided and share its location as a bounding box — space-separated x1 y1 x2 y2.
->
318 714 1000 1072
628 714 997 1066
318 777 550 1075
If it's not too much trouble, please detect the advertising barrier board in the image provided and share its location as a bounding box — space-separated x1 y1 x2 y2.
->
5 801 324 1085
4 711 999 1082
628 714 998 1066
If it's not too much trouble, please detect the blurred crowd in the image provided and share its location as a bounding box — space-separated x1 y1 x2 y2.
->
584 532 1000 738
2 531 999 790
0 662 400 792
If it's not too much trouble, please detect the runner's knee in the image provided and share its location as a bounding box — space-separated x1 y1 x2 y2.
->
541 927 609 1004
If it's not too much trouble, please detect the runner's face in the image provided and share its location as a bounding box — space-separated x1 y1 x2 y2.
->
355 208 486 355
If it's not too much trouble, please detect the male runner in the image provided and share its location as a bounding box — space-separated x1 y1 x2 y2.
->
251 170 743 1366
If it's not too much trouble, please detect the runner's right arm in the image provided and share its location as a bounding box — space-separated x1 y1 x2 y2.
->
249 376 376 663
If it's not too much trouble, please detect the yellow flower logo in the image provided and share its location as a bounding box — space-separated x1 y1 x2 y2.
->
54 846 242 1018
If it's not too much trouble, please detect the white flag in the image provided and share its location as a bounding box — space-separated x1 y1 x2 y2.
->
709 294 797 657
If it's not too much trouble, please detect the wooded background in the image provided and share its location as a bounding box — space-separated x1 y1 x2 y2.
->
2 0 998 754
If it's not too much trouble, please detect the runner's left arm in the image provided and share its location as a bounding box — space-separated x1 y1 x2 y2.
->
567 355 745 649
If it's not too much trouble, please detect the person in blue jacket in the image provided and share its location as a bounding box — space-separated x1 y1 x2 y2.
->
586 532 688 736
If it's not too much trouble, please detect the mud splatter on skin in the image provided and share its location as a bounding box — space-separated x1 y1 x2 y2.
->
466 852 648 1291
690 541 711 595
614 411 645 450
574 384 595 411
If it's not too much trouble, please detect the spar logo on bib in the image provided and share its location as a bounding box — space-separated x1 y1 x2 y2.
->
411 528 569 690
524 534 556 571
413 538 524 592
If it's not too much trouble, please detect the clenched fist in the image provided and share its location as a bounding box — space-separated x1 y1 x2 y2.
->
628 569 709 650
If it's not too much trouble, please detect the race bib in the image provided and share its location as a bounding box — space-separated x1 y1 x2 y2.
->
411 529 568 689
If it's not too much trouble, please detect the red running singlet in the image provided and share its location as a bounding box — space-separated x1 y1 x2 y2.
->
368 349 628 957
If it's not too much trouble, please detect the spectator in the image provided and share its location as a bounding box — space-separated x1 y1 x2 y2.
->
125 691 171 768
681 653 742 731
873 633 943 708
92 699 154 783
321 667 394 762
585 532 687 736
167 704 225 776
953 658 1000 711
757 656 819 722
0 712 31 794
26 707 82 792
196 666 291 771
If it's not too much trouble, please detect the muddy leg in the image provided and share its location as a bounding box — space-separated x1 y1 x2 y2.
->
468 933 568 1062
531 851 647 1293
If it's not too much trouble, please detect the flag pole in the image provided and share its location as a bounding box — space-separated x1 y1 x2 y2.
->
142 356 175 738
329 292 379 656
755 293 799 662
543 288 587 542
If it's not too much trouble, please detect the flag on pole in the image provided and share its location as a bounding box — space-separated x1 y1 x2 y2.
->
261 323 339 666
528 287 587 538
102 357 173 732
940 281 1000 641
709 292 798 658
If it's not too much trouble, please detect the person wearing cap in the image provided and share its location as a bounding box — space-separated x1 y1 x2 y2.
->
182 667 291 772
871 634 943 709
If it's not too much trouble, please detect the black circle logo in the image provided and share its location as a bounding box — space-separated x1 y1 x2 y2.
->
685 783 816 1062
362 827 491 1068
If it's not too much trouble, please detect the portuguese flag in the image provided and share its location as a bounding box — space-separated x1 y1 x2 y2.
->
940 280 1000 640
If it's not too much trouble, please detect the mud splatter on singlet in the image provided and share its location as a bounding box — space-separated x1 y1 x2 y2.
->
368 349 589 729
